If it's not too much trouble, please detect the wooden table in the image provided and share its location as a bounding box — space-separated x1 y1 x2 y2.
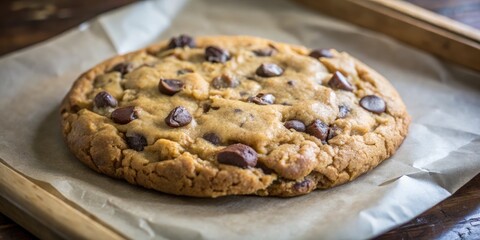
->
0 0 479 239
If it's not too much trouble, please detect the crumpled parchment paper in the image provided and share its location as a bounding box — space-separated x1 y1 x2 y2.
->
0 0 479 239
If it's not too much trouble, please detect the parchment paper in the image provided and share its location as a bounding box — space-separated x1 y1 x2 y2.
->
1 0 479 239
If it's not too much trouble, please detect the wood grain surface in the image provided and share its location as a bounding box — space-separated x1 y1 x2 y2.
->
0 0 479 239
0 161 125 239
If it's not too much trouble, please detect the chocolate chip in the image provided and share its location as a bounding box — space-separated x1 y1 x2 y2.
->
205 46 230 63
234 108 243 113
253 48 276 57
203 133 221 145
360 95 386 113
111 106 137 124
284 120 306 132
328 71 353 91
126 133 147 151
294 179 314 192
309 49 333 59
167 34 195 49
111 63 133 76
248 93 275 105
94 91 117 108
165 106 192 127
287 80 295 86
306 119 329 141
177 69 193 75
256 63 283 77
339 105 349 118
158 79 184 95
217 143 258 168
202 103 211 113
212 75 238 89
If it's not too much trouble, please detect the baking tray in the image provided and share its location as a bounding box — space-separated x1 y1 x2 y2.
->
295 0 480 72
0 0 479 239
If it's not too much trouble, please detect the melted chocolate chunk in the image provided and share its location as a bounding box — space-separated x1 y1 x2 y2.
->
212 75 238 89
111 63 133 76
94 91 117 108
284 120 306 132
203 132 221 145
328 71 354 91
165 106 192 127
158 79 184 95
293 179 314 193
256 63 284 77
306 119 329 141
167 34 195 49
111 106 137 124
360 95 386 113
248 93 275 105
205 46 230 63
217 144 258 168
202 103 211 113
126 133 147 151
252 48 276 57
338 105 350 118
309 49 333 59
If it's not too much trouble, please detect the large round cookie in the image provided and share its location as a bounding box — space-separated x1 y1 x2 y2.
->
61 35 410 197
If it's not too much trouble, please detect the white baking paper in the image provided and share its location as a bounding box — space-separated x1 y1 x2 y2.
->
0 0 479 239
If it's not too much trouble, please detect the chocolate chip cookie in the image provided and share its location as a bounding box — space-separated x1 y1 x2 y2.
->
60 35 410 197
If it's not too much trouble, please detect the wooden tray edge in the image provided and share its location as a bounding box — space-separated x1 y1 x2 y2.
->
294 0 480 72
0 159 126 240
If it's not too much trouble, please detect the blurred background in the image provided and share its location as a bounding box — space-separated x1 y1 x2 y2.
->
0 0 478 56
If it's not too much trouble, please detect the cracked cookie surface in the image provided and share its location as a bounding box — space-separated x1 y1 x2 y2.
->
60 35 410 197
